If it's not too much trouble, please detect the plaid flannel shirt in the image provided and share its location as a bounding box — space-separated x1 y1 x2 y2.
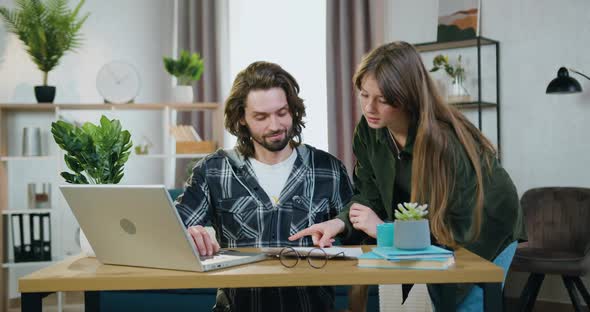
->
176 144 353 312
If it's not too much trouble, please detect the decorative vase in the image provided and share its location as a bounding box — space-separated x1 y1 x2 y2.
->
77 227 96 257
34 86 56 103
172 85 194 103
447 76 470 103
394 219 431 250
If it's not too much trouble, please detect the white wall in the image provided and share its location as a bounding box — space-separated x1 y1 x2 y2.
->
386 0 590 304
0 0 173 103
225 0 328 151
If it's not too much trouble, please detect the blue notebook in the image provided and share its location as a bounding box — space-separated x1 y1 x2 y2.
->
357 252 454 270
372 245 453 260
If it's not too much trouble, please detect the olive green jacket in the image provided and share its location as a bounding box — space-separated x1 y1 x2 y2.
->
337 116 525 303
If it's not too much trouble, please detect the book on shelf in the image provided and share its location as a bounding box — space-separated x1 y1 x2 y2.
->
357 251 455 270
372 245 453 261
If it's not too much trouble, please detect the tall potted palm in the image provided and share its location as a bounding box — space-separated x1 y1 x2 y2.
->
51 115 132 255
0 0 89 103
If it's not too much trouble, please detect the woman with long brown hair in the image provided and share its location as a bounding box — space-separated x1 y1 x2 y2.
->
290 41 524 309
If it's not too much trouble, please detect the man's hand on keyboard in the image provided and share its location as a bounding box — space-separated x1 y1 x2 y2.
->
188 225 220 256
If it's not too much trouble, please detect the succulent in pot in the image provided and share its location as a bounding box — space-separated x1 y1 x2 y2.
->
393 202 430 250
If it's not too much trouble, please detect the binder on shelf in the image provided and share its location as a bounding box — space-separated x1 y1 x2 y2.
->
41 213 52 261
32 214 43 261
11 214 24 262
22 214 33 261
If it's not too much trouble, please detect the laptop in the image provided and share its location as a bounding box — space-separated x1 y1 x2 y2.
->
59 184 267 272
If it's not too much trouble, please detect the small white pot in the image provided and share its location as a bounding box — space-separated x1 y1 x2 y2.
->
172 85 194 103
77 228 96 257
394 219 431 250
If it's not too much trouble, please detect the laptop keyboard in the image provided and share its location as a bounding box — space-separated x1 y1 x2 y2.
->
199 252 251 264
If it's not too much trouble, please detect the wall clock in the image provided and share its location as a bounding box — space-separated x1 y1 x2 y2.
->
96 61 141 104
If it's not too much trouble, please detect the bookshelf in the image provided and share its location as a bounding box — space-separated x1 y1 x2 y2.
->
415 36 502 159
0 102 223 311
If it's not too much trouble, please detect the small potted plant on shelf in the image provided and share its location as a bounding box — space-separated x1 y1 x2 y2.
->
163 50 204 103
0 0 90 103
51 115 132 255
429 54 471 103
394 202 430 250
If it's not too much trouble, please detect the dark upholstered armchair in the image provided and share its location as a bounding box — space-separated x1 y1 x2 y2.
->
510 187 590 311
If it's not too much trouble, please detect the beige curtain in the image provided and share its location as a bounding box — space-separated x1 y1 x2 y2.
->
326 0 384 175
326 3 391 310
175 0 221 186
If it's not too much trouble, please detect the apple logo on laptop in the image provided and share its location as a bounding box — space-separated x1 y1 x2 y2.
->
120 218 136 235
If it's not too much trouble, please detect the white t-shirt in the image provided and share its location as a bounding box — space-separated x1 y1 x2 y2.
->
249 150 298 206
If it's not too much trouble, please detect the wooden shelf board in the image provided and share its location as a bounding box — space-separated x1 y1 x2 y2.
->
0 156 57 161
415 37 497 52
172 153 210 159
132 154 210 159
2 209 53 215
2 260 55 269
451 101 497 109
0 103 219 111
0 104 56 112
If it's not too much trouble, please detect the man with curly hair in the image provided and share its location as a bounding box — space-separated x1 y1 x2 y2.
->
175 61 353 312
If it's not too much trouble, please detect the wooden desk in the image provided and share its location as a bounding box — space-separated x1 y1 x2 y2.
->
19 247 504 312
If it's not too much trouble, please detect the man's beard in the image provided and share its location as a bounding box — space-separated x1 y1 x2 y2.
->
252 128 293 152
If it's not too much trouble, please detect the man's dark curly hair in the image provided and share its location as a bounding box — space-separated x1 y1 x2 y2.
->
224 61 306 158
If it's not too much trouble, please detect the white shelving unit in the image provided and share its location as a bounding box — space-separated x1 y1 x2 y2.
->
0 102 223 311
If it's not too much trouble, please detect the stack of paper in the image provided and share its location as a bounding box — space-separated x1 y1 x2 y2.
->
357 245 454 270
262 246 363 258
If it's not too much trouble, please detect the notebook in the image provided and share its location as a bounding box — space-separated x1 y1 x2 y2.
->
372 245 453 261
357 251 455 270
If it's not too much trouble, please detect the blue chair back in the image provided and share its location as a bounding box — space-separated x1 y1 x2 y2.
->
455 241 518 312
168 188 183 202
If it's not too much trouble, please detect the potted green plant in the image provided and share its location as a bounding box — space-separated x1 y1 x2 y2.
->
429 54 471 103
163 50 204 103
0 0 89 103
394 202 431 250
51 115 132 255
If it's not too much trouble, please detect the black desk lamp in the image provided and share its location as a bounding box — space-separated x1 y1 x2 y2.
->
546 67 590 94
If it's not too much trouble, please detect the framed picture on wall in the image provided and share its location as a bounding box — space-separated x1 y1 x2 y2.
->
437 0 481 42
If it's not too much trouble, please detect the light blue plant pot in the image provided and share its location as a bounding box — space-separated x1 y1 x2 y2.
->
393 219 431 250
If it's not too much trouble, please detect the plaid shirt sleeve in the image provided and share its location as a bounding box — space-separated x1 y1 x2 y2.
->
175 158 211 227
330 160 353 219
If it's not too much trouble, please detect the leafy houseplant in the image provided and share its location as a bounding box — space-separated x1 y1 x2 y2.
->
394 202 431 250
163 50 204 103
51 115 131 256
51 115 132 184
429 54 471 103
430 54 465 83
0 0 89 103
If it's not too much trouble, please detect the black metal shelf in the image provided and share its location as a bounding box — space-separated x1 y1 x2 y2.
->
415 36 501 159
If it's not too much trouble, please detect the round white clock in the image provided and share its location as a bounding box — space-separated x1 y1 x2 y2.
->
96 61 141 104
